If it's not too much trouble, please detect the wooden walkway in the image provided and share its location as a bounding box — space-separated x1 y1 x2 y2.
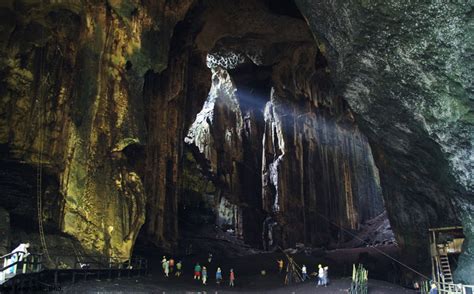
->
0 252 148 292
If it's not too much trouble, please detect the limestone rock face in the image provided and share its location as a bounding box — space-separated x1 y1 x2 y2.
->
0 0 471 282
0 0 386 257
142 41 211 251
0 0 195 260
185 5 386 249
456 200 474 283
260 45 384 249
185 66 253 242
295 0 473 282
186 67 244 185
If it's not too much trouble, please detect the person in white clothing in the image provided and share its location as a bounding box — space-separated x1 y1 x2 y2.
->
317 264 324 286
9 243 30 274
164 260 170 277
302 265 308 281
12 243 30 259
323 266 329 286
161 256 167 274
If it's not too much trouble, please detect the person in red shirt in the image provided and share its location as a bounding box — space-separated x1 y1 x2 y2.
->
229 268 235 287
169 258 175 273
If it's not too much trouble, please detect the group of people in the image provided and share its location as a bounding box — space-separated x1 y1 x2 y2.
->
193 263 235 286
277 259 329 286
161 256 182 277
316 264 329 286
160 254 235 287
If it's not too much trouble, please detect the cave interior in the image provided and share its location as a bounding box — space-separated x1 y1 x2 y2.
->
0 0 472 287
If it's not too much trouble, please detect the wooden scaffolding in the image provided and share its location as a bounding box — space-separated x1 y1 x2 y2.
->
429 226 464 292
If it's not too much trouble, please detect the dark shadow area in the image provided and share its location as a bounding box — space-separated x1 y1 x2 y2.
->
263 0 304 19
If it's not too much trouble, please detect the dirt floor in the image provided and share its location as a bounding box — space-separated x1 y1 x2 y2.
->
58 274 415 293
58 246 419 293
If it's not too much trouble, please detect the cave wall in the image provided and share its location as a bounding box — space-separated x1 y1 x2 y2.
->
185 66 262 244
260 44 384 249
0 0 386 258
143 27 211 251
186 23 385 249
295 0 473 282
0 0 471 282
0 0 197 260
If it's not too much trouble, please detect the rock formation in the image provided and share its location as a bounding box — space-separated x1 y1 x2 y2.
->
295 0 473 282
0 0 196 260
0 0 471 284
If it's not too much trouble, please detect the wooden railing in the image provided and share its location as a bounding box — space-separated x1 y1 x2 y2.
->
47 254 148 270
47 254 148 286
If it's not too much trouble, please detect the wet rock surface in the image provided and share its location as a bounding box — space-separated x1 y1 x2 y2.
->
0 0 471 285
0 0 196 260
295 0 473 282
183 3 387 251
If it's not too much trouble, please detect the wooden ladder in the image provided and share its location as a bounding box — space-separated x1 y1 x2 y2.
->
439 254 453 283
438 254 462 293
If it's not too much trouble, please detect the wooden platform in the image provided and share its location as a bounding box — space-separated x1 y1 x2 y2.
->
0 254 148 292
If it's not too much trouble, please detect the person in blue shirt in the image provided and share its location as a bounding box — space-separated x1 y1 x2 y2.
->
202 266 208 285
429 283 438 294
216 267 222 285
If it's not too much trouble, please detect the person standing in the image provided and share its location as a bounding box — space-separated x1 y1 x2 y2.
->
175 261 182 277
164 260 170 277
202 266 208 285
302 264 308 281
429 283 438 294
11 243 30 260
323 266 329 286
317 264 324 286
216 267 222 285
169 258 175 273
194 263 201 280
277 259 284 273
229 268 235 287
9 243 30 274
161 256 167 274
208 252 213 263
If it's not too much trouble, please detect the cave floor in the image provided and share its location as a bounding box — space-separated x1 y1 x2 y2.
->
57 275 415 293
57 246 416 293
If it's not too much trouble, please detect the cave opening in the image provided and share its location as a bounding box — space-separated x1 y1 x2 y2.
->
180 51 272 254
126 0 401 281
179 29 397 268
159 0 396 281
